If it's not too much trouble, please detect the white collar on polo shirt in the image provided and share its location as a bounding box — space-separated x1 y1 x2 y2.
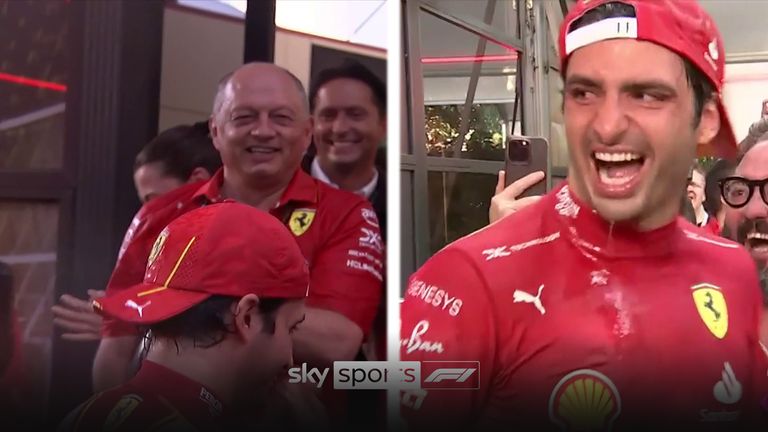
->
310 157 378 199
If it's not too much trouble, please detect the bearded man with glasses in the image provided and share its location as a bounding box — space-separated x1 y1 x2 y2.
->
720 123 768 348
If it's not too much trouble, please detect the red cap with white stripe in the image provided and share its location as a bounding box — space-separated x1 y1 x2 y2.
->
559 0 735 158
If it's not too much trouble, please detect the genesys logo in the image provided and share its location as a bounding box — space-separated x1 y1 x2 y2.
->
287 361 479 390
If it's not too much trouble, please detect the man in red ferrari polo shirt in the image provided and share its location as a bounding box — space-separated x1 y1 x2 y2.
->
401 1 768 430
59 202 308 431
93 62 383 391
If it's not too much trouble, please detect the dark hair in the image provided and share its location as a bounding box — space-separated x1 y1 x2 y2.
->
679 191 697 225
689 161 705 178
134 122 222 181
144 296 288 352
564 2 716 126
703 158 735 218
738 118 768 162
309 61 386 118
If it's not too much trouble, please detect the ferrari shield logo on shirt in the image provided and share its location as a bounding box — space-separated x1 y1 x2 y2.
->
147 227 169 268
549 369 621 431
104 394 142 430
691 283 728 339
288 208 316 236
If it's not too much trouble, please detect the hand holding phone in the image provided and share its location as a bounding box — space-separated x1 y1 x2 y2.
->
490 170 546 224
504 136 550 197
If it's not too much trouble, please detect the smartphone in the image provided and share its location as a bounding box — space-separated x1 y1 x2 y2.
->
504 136 550 197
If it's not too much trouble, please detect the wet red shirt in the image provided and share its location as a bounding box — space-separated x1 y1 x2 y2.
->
401 183 768 431
58 361 227 431
104 169 383 337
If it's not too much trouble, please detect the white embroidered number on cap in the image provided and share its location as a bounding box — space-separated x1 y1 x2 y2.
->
565 17 638 55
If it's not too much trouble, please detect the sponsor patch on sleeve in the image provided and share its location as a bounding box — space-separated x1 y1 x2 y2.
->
361 208 380 228
358 227 384 254
406 279 463 317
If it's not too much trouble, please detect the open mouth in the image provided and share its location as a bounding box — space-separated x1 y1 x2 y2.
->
747 232 768 254
590 151 648 198
327 140 363 158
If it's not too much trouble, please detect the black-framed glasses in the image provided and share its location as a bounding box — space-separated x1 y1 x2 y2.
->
719 176 768 208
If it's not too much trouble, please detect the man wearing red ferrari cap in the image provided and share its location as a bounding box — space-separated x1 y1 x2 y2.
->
58 202 308 431
401 1 768 430
91 63 383 393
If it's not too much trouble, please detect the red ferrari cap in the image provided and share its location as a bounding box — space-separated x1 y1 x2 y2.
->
559 0 735 158
94 202 309 324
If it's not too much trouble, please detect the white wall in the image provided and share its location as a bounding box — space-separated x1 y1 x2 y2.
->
423 75 516 106
159 7 385 131
159 8 244 129
273 30 386 91
722 62 768 143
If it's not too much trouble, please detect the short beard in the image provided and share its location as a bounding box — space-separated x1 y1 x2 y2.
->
736 218 768 247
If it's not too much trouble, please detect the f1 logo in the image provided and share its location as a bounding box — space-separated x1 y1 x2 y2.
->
421 361 480 389
425 368 475 383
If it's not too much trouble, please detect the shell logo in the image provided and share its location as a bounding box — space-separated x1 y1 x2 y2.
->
548 369 621 431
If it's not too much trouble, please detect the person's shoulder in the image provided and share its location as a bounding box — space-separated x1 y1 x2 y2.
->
130 181 206 237
117 181 207 263
141 181 203 215
446 192 554 260
677 218 749 260
311 176 377 230
677 218 757 279
314 177 370 209
413 194 555 302
58 387 145 431
60 387 195 432
405 206 555 323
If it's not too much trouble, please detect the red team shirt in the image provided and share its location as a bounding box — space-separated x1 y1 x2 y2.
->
59 361 229 431
104 169 383 337
703 217 722 237
401 183 768 431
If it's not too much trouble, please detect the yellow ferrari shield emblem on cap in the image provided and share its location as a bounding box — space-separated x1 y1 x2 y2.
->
691 283 728 339
147 228 169 268
288 208 316 236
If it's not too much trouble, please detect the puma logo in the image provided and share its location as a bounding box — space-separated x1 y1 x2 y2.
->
704 292 721 321
513 284 546 315
124 300 151 318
